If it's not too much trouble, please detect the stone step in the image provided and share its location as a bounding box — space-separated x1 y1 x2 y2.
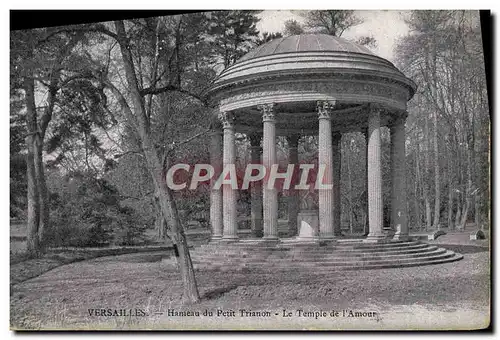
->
189 246 434 262
186 240 463 272
252 252 463 271
262 247 445 261
191 247 447 265
199 245 286 252
242 250 456 267
189 249 287 258
304 244 434 255
201 240 420 249
191 242 429 258
290 243 429 254
334 241 421 249
223 253 465 272
193 250 460 271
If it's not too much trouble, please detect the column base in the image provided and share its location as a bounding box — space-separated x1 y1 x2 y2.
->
255 237 280 246
262 235 279 241
221 235 239 242
319 235 336 243
364 233 387 243
392 232 410 241
285 236 321 245
383 226 395 237
210 235 223 242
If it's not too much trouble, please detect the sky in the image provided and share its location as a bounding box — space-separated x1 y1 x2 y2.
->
257 10 411 62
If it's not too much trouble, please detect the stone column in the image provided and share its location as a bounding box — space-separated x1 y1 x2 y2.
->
391 116 409 240
287 134 300 237
332 132 342 236
366 106 385 241
317 101 335 240
209 125 223 240
362 128 369 236
259 103 278 240
249 133 263 238
218 111 238 241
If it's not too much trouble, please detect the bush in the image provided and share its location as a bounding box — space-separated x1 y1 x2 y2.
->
47 172 149 248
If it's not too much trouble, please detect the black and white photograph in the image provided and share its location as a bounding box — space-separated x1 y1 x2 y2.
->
8 9 491 331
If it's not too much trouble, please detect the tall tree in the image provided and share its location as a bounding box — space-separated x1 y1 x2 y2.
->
303 10 362 36
395 10 489 230
99 20 201 302
10 27 92 255
283 19 304 36
208 11 260 68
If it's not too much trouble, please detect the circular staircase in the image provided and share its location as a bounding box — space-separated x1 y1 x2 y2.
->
188 239 463 272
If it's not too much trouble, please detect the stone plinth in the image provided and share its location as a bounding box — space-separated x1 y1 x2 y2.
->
297 210 319 240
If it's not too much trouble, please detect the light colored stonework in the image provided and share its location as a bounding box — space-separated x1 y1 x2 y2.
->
366 106 385 241
317 101 335 240
297 210 320 240
260 103 278 240
206 34 417 245
218 111 238 241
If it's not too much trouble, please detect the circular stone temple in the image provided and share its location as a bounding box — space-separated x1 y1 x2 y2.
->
197 34 462 270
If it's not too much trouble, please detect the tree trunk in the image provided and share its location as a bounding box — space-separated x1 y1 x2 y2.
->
446 143 453 230
455 205 461 229
23 76 41 257
423 120 432 231
471 109 480 230
432 112 441 230
153 195 167 240
460 146 473 231
460 195 470 231
415 146 422 231
114 21 200 303
34 133 49 249
447 184 453 230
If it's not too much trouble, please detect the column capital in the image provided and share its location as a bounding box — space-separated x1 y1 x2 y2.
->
286 134 300 148
258 103 276 122
317 100 336 120
218 111 235 130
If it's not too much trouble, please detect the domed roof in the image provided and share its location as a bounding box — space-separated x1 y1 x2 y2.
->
206 32 417 113
237 33 375 63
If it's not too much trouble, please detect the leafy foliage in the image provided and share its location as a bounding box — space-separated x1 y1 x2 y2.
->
46 171 148 247
283 19 304 36
207 11 261 67
255 32 283 45
303 10 362 36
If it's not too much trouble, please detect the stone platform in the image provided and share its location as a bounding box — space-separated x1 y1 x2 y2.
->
184 238 463 272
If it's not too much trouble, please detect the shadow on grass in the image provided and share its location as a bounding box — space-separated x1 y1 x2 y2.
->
202 284 239 300
442 244 489 254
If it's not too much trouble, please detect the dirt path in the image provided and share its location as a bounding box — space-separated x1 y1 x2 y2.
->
10 247 490 330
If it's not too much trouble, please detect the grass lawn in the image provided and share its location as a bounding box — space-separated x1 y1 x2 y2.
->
10 243 490 331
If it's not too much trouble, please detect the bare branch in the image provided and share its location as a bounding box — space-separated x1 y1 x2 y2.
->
113 150 144 159
139 84 207 105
